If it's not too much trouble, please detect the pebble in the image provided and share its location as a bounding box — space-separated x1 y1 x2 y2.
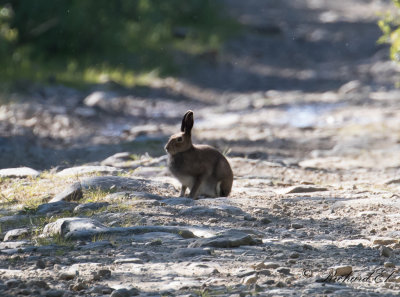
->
373 237 398 246
70 282 87 291
380 246 393 258
59 272 75 281
277 268 291 275
291 223 304 229
3 228 30 241
50 182 83 202
331 265 352 276
242 274 258 285
384 262 395 268
0 167 40 178
88 285 114 294
289 252 300 259
263 262 280 269
36 259 46 269
260 217 271 224
114 258 144 264
28 280 49 289
111 288 140 297
5 279 21 288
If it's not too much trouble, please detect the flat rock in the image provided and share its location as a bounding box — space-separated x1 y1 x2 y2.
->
114 258 144 264
188 230 261 248
56 165 122 176
3 228 29 241
74 202 109 213
172 248 212 258
36 201 78 215
81 176 172 192
42 217 108 238
102 153 167 169
285 186 328 194
42 217 196 240
0 167 40 178
49 182 83 202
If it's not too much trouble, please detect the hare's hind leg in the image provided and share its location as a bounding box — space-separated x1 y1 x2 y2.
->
220 178 232 197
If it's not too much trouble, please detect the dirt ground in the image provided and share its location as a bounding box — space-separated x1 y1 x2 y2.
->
2 0 400 296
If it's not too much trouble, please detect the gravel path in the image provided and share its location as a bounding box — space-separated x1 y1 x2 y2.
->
1 0 400 296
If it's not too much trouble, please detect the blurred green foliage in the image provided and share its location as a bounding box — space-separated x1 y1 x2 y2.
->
0 0 237 88
378 0 400 63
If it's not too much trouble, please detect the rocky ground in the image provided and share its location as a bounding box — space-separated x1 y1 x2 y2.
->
2 0 400 296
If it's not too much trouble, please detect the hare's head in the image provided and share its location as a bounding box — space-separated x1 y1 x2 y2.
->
165 110 194 155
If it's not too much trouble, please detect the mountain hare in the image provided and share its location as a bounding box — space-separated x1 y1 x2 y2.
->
165 110 233 199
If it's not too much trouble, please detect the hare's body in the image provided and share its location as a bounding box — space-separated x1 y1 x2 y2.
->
168 145 233 198
165 111 233 199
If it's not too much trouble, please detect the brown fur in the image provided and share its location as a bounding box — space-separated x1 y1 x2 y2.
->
165 111 233 199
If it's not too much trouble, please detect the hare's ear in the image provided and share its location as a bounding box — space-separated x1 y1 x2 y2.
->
181 110 194 134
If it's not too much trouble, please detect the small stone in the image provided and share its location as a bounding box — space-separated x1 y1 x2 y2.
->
36 259 46 269
18 289 31 295
252 262 268 270
36 201 78 215
373 237 398 246
71 282 87 291
276 281 286 288
172 248 211 258
0 167 40 178
59 272 75 281
260 217 271 224
4 228 30 241
97 269 112 279
50 182 83 202
114 258 144 264
73 202 109 213
244 215 256 221
5 279 21 288
28 280 49 289
291 223 304 229
331 265 352 276
285 186 328 194
242 274 258 285
263 262 280 269
289 252 300 259
384 262 396 268
264 279 275 285
111 288 140 297
145 239 162 246
277 268 291 275
380 246 393 258
259 269 271 276
272 204 281 210
88 285 113 294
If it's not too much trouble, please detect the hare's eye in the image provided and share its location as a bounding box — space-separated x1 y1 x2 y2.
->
177 137 183 142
